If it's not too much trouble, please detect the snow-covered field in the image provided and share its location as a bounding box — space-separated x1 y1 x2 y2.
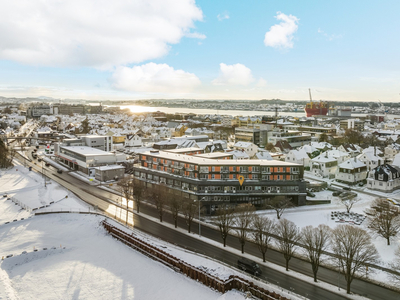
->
0 163 248 300
2 160 399 299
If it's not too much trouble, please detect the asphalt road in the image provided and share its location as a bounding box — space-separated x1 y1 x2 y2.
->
22 152 400 300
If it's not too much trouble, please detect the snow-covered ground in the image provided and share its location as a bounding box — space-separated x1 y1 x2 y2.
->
1 212 250 300
1 161 398 299
1 163 249 300
1 162 292 300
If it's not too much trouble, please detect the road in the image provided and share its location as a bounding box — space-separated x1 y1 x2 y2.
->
21 152 400 300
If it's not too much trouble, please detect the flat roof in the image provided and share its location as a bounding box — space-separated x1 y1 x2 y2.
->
92 165 125 170
142 150 300 167
194 153 233 159
164 147 202 153
61 146 114 156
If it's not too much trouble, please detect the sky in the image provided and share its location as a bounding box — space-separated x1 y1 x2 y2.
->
0 0 399 102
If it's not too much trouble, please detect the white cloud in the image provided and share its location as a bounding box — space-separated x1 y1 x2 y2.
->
0 0 203 69
212 63 254 86
217 12 230 21
317 29 343 41
112 63 201 93
256 78 267 87
264 12 299 49
185 32 207 39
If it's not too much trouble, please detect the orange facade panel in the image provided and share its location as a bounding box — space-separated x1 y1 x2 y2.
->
286 175 291 180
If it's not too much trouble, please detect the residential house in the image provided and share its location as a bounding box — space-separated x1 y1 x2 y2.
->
357 151 385 171
232 142 258 158
125 134 143 148
367 164 400 192
285 149 310 167
310 153 338 178
335 157 367 184
384 144 400 161
338 144 362 156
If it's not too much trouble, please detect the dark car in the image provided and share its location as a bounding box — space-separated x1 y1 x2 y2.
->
307 191 316 197
332 191 341 196
342 187 351 191
57 169 63 174
237 258 262 276
38 158 42 162
45 163 50 167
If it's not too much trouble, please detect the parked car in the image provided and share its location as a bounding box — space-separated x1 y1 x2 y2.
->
237 258 262 276
57 169 63 174
332 191 341 196
38 158 42 162
45 163 50 167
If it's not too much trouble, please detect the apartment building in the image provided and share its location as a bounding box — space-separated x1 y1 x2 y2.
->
133 149 306 214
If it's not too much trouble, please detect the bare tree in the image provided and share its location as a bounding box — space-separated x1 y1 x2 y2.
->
340 194 359 213
367 198 400 245
149 184 166 222
332 225 379 294
132 178 144 213
168 191 182 228
233 203 255 254
275 218 300 271
301 224 331 282
117 176 133 225
214 204 235 247
265 196 292 219
0 140 15 168
181 196 197 233
252 215 275 262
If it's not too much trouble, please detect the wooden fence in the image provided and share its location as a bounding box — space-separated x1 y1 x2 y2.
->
102 221 290 300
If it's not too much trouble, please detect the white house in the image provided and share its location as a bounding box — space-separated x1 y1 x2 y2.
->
335 157 367 184
285 149 310 167
310 153 338 178
232 142 258 158
125 134 142 147
325 149 350 164
357 152 385 171
367 164 400 192
384 144 400 161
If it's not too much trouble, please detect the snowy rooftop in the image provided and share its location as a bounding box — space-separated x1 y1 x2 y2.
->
61 146 115 156
92 164 125 171
338 158 366 169
142 150 300 166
